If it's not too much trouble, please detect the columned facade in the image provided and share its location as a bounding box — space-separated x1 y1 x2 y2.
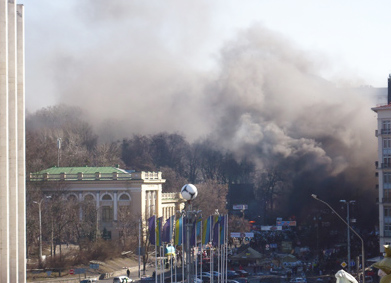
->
0 1 26 282
28 167 184 241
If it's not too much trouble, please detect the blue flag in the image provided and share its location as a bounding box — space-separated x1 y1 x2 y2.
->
162 215 175 243
148 215 156 245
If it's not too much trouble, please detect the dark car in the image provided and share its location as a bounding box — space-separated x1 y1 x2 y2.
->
234 278 249 283
227 270 239 278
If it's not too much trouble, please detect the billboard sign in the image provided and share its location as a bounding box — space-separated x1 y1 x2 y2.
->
230 232 254 238
276 221 297 226
261 226 282 231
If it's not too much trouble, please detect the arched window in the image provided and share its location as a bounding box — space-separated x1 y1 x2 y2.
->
84 194 94 202
67 195 77 202
102 194 112 200
119 194 130 201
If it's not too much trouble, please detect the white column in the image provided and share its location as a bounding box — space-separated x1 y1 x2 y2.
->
8 0 18 281
156 186 162 218
16 4 25 282
113 191 117 221
141 187 146 223
0 0 10 282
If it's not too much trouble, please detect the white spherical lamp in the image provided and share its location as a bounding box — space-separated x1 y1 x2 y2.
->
180 184 198 201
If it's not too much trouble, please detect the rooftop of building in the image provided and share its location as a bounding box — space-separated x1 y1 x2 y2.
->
28 166 163 182
372 103 391 112
34 166 130 175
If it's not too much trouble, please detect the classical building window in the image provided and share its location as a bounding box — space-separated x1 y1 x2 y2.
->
84 194 94 202
102 206 113 222
67 195 77 202
385 172 391 189
119 194 130 200
102 194 112 200
385 189 391 202
384 156 391 168
385 207 391 237
383 120 391 134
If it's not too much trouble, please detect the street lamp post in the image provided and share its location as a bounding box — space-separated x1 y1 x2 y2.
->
311 195 365 283
313 215 321 261
33 195 51 264
340 200 355 272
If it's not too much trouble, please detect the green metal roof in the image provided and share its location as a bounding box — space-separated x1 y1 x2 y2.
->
29 166 133 181
35 166 128 175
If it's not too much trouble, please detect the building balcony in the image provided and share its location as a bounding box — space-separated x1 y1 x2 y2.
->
381 163 391 169
375 129 391 136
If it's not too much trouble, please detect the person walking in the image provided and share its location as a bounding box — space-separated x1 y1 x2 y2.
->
127 269 130 277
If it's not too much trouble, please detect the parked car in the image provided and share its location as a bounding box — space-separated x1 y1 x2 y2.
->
80 279 98 283
362 276 374 283
201 272 211 277
227 270 239 278
236 270 249 277
113 276 133 283
234 278 249 283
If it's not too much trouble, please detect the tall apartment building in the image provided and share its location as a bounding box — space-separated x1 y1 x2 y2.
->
372 75 391 250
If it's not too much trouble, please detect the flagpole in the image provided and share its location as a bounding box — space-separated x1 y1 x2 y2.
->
217 220 220 283
155 215 158 283
225 214 229 279
210 216 213 283
195 222 198 282
181 216 184 283
138 218 141 278
200 221 203 276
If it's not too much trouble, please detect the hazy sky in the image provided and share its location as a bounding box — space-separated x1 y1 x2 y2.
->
21 1 381 205
21 0 391 112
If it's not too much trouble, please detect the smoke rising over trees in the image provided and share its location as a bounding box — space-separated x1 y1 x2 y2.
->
26 9 381 255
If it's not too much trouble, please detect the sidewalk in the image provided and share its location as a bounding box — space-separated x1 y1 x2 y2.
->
28 257 155 282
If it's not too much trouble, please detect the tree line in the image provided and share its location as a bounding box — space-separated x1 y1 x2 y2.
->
25 104 379 268
26 105 268 266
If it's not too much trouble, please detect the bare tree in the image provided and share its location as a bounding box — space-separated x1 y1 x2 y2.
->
116 206 139 249
191 180 228 217
254 167 285 223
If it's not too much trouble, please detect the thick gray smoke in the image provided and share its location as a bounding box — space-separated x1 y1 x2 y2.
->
29 1 379 213
207 27 378 176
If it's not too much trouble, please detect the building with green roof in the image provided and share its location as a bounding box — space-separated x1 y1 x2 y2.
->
28 166 184 240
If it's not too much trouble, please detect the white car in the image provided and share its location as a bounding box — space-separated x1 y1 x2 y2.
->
113 276 133 283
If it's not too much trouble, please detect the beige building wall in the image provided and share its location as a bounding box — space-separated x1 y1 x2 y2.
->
16 4 26 282
0 0 10 281
0 1 25 282
32 170 182 241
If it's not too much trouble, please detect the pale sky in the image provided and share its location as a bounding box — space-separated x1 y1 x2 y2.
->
20 0 391 112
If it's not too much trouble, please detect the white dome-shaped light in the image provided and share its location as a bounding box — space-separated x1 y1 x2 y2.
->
180 184 198 201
